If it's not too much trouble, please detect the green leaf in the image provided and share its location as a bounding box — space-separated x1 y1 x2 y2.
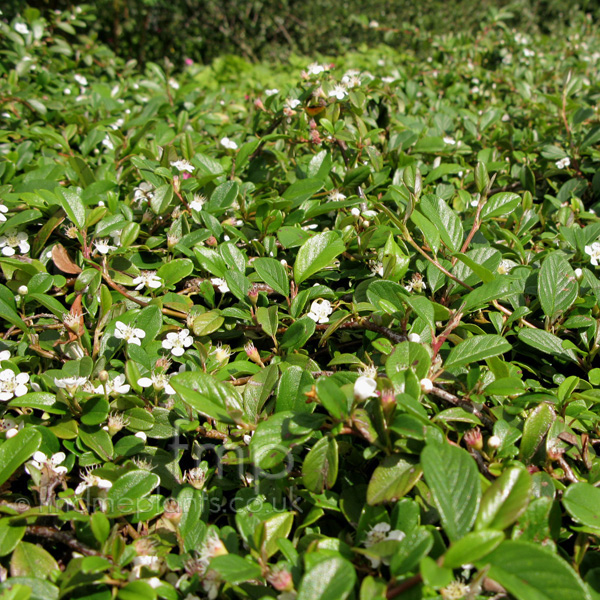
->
280 316 316 352
519 403 555 463
9 392 66 415
78 426 114 461
0 519 26 557
10 542 59 578
367 280 407 315
445 334 511 370
0 428 41 487
421 442 481 541
117 581 157 600
283 178 324 208
106 471 160 517
420 195 464 252
253 257 289 296
476 466 532 530
481 192 521 220
386 341 431 380
171 371 244 424
80 395 109 426
57 187 86 229
90 512 111 544
303 437 339 493
208 181 239 213
150 184 173 215
443 530 505 569
563 482 600 531
209 554 262 585
367 453 422 505
518 329 578 363
478 540 592 600
192 311 224 336
538 253 578 321
157 258 194 288
297 556 356 600
294 231 345 285
262 512 295 558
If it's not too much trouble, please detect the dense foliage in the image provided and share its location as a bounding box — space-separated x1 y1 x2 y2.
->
4 0 598 65
1 4 600 600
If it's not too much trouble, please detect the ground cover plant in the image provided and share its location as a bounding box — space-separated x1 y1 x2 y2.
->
1 4 600 600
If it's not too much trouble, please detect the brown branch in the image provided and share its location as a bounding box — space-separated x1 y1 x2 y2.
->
387 573 422 599
26 525 100 556
430 385 495 430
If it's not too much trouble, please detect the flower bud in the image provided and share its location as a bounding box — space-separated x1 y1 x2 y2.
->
99 370 109 384
173 175 180 194
354 375 377 401
420 378 434 393
245 342 263 365
248 287 259 306
268 567 294 592
17 285 28 295
206 235 217 247
487 435 501 449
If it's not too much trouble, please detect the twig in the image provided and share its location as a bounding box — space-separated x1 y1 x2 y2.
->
430 385 495 429
26 525 100 556
387 573 422 599
492 300 537 329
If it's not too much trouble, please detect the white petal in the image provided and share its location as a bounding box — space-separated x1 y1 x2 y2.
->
171 347 185 357
138 377 152 387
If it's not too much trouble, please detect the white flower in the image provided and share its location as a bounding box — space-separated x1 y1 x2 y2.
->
54 376 89 393
138 372 175 395
556 157 570 169
443 136 456 145
575 268 583 280
114 321 146 346
351 207 360 217
29 451 67 476
17 285 28 295
94 239 116 255
328 84 347 100
168 78 180 90
307 299 333 324
75 468 113 494
369 20 380 28
15 23 29 35
364 522 405 568
0 350 10 362
162 329 194 357
0 204 8 222
470 199 479 208
190 194 206 211
74 74 88 86
497 260 513 275
585 242 600 266
95 374 130 395
213 343 231 363
110 118 124 130
285 98 301 110
408 333 421 343
328 189 346 202
0 229 29 256
441 579 469 600
220 137 238 150
211 278 229 293
307 63 326 76
381 76 396 83
420 378 434 393
133 181 154 205
0 370 29 401
170 160 195 173
265 88 279 96
102 136 114 150
64 88 72 95
354 375 377 401
132 271 162 291
405 273 427 293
